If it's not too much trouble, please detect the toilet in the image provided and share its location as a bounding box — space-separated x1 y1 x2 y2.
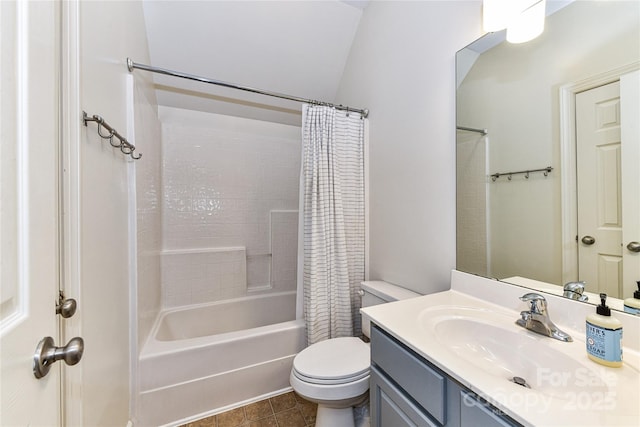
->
290 281 420 427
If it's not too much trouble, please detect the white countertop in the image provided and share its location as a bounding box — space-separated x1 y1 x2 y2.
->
361 272 640 427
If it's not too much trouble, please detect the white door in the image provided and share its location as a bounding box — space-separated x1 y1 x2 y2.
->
620 70 640 298
3 2 137 425
0 1 62 425
576 81 623 297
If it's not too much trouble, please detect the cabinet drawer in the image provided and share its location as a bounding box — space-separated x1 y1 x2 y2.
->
371 325 446 425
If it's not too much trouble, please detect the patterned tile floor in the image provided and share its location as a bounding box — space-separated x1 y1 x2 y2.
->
181 391 317 427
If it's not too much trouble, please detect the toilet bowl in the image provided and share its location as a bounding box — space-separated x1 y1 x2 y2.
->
290 337 370 426
290 281 420 427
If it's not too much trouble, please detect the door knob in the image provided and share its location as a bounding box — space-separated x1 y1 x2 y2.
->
33 336 84 379
628 241 640 253
56 292 77 318
581 235 596 245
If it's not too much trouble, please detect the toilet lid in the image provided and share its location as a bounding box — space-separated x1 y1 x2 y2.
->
293 337 370 384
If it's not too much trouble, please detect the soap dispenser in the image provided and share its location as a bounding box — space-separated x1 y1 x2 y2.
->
586 293 622 367
623 281 640 315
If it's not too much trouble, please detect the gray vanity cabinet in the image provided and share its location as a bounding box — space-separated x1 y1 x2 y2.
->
370 325 522 427
370 366 440 427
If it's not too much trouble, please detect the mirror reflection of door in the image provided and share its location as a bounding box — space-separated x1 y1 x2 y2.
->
576 81 622 297
576 72 640 298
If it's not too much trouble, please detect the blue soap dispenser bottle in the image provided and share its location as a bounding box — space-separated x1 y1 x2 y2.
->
623 281 640 315
586 293 622 367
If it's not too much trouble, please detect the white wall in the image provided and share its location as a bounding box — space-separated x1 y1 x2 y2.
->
335 1 482 294
158 107 301 307
457 1 640 284
76 1 158 424
142 0 363 126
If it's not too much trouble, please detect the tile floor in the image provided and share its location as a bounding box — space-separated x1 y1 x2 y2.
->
181 391 317 427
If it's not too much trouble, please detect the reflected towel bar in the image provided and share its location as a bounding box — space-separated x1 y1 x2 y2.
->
457 126 488 135
491 166 553 181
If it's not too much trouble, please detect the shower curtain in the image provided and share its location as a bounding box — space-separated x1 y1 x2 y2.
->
300 104 365 345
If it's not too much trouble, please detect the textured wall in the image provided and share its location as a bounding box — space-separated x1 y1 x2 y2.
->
159 107 301 306
134 81 163 349
456 133 488 277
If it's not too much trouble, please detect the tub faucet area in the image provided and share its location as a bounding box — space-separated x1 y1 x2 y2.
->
516 293 573 342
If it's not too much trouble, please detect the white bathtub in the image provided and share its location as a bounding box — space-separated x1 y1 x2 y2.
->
138 291 306 427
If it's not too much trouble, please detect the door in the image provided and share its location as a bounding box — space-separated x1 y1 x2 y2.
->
3 2 136 425
576 81 630 298
620 70 640 298
1 1 61 425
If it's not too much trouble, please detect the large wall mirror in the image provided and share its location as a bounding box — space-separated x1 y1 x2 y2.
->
456 0 640 312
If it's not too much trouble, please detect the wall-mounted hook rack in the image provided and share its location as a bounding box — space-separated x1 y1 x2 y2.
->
456 126 488 135
82 111 141 160
491 166 552 182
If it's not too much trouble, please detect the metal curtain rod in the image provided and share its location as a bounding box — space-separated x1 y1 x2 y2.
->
126 58 369 118
457 126 488 135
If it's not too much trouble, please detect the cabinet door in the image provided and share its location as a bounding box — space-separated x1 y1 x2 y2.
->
371 326 447 424
460 391 519 427
371 366 440 427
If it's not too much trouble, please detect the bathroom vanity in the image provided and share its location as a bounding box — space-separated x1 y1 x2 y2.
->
370 324 519 427
361 270 640 427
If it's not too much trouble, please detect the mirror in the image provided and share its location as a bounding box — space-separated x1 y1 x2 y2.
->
456 0 640 311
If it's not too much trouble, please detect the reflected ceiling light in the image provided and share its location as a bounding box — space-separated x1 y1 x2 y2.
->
482 0 515 32
483 0 547 43
507 0 546 43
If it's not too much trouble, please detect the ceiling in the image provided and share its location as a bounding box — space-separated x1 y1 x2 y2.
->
142 0 368 126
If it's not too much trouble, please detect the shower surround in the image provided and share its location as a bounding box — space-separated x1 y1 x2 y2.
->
158 106 301 307
136 107 304 425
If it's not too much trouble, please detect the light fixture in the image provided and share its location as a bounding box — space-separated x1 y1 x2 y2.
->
482 0 515 32
483 0 547 44
507 0 546 43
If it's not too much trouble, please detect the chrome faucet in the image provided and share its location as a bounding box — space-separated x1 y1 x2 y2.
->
563 281 588 302
516 293 572 342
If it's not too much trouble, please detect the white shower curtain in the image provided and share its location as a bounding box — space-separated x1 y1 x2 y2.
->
300 104 365 345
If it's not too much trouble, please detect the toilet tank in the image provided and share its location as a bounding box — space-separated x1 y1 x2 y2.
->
360 281 420 337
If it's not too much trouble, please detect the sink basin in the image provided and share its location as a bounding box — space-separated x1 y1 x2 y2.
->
418 306 610 399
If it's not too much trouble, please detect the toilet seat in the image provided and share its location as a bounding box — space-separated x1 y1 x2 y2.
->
292 337 370 385
292 369 369 385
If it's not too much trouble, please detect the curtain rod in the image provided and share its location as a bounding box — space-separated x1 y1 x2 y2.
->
126 58 369 118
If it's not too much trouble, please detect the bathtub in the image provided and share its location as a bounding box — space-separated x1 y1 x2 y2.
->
138 291 306 427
